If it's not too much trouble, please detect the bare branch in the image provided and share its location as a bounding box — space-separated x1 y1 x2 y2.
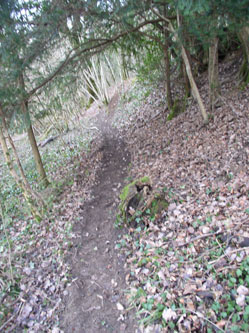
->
27 19 162 99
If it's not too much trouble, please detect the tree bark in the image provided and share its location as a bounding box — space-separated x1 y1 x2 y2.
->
181 45 208 123
0 124 24 191
182 60 191 97
208 36 220 111
239 26 249 64
0 106 43 218
19 74 49 187
238 26 249 83
163 7 173 109
176 12 208 123
121 52 129 81
179 15 191 97
151 8 208 123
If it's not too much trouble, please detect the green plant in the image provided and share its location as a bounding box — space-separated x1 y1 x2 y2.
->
136 42 164 84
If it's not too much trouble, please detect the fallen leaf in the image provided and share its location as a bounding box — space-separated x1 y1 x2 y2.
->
237 285 249 296
116 302 124 311
162 308 177 322
216 320 226 328
236 295 245 307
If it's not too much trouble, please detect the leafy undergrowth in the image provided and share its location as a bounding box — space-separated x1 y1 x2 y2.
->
0 125 101 331
115 53 249 332
118 189 249 332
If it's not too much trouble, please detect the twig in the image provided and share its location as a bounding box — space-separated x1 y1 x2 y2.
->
177 230 222 247
217 265 237 272
82 305 101 312
176 308 225 332
39 135 59 147
189 245 221 263
216 236 229 261
208 247 249 265
0 302 21 332
81 123 99 131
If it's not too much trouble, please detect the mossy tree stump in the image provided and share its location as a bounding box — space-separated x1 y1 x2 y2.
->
117 177 168 226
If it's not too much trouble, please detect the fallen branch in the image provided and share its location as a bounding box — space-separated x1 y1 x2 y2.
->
209 246 249 265
81 123 99 131
176 308 225 332
177 230 222 247
39 135 59 147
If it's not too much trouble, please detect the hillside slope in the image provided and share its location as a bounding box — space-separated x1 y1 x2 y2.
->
112 53 249 332
1 53 248 333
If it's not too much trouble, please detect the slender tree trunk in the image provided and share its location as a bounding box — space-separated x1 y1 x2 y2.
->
151 8 209 123
238 26 249 83
180 46 208 122
163 6 173 109
180 15 191 97
181 46 208 122
121 52 129 81
0 106 43 218
26 116 50 187
182 60 191 97
208 36 220 111
0 125 24 191
19 74 49 187
176 13 208 123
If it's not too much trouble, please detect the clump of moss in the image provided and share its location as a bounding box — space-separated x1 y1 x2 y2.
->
119 176 150 202
116 176 151 226
167 98 186 121
116 177 169 227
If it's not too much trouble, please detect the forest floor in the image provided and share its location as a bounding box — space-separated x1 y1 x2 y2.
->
0 52 248 332
61 51 248 333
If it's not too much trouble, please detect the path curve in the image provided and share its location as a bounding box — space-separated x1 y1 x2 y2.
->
61 114 136 332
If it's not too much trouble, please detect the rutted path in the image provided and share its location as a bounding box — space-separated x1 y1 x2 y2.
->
61 114 136 332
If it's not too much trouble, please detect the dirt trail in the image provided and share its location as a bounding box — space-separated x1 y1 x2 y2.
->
61 113 137 332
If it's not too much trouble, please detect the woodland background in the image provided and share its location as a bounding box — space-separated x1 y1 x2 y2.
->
0 1 248 332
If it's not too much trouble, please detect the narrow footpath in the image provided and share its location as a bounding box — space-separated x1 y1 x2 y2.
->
62 114 137 332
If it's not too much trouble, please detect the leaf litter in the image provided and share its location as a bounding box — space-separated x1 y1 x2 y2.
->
114 53 249 332
0 128 102 332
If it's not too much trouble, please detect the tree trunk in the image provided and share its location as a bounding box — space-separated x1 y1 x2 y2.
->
181 45 208 123
0 106 43 218
182 60 191 97
26 117 50 187
121 52 129 81
150 8 208 122
208 36 220 111
176 13 208 123
19 74 49 187
163 8 173 110
238 26 249 83
0 125 24 191
180 15 191 97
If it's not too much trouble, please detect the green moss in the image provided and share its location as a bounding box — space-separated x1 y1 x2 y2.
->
116 176 151 226
116 177 169 228
239 60 249 86
120 176 150 202
167 98 186 121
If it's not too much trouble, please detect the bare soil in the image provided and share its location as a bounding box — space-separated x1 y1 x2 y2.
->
61 113 137 332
